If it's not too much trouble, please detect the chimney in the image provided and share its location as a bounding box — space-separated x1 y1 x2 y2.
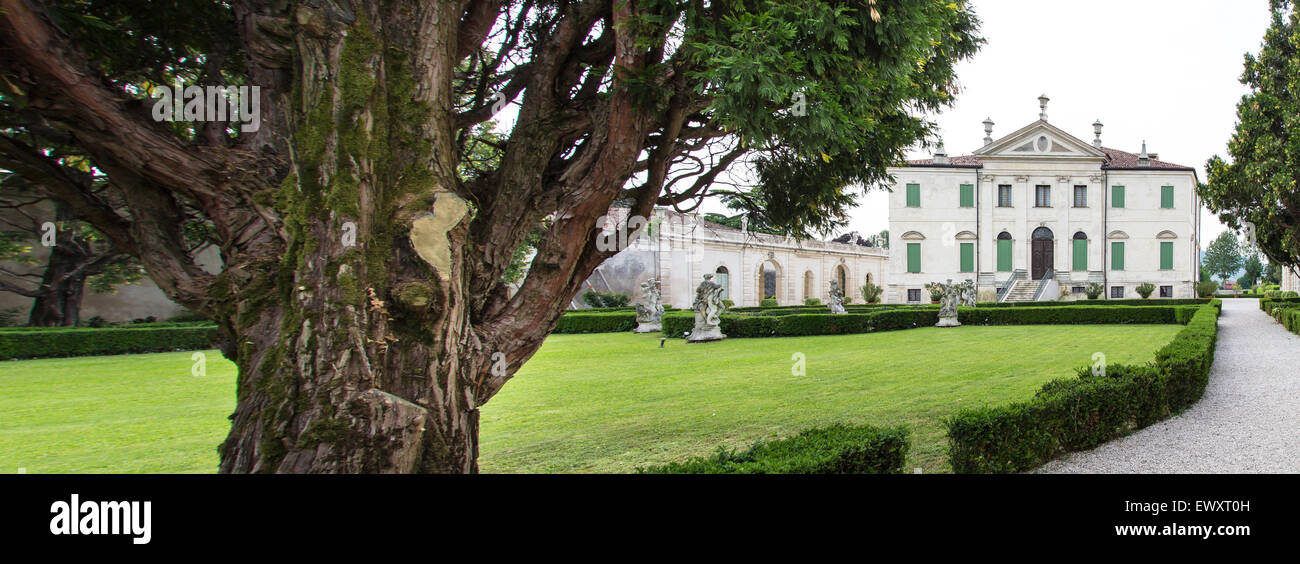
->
1092 119 1103 148
933 139 949 165
982 117 994 146
1138 141 1151 167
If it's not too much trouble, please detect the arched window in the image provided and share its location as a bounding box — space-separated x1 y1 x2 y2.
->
997 231 1013 240
835 264 847 292
715 266 730 300
1032 226 1054 240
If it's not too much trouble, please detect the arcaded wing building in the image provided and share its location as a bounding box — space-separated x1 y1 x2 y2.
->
886 98 1201 304
581 208 888 309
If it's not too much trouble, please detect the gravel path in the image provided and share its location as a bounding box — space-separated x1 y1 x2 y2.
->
1037 298 1300 473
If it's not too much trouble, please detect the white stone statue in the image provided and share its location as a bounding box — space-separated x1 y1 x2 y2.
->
634 278 664 333
686 274 726 342
935 278 975 327
828 279 847 314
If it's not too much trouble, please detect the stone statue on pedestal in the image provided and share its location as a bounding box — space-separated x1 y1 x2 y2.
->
936 278 976 327
686 274 726 342
634 278 664 333
828 280 847 314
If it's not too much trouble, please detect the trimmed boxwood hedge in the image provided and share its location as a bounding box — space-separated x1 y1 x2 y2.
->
1269 305 1300 335
975 298 1211 307
637 424 909 474
1260 296 1300 314
0 325 220 360
664 305 1195 339
552 312 637 333
944 304 1221 473
663 308 943 338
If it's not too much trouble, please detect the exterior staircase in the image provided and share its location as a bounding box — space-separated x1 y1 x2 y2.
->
1003 280 1040 302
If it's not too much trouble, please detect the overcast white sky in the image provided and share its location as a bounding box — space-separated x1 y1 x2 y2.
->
824 0 1275 245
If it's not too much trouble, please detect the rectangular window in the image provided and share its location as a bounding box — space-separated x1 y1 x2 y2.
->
1111 185 1125 208
907 243 921 273
1160 285 1173 298
998 185 1012 207
959 183 974 207
906 183 920 207
1072 286 1086 295
1035 185 1051 207
1161 185 1175 209
1073 185 1088 207
960 242 974 272
997 238 1013 272
1160 241 1174 270
907 289 922 303
1111 241 1125 271
1072 239 1088 271
1111 286 1125 299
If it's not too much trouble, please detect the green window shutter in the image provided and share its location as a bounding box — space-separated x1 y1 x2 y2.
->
1160 241 1173 270
1112 185 1125 208
906 184 920 207
907 243 921 273
960 242 974 272
1073 239 1088 271
1111 241 1125 271
997 239 1012 272
1161 185 1174 208
959 184 974 207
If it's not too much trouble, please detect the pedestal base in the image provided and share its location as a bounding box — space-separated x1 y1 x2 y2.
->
685 325 726 342
634 322 662 333
936 316 961 327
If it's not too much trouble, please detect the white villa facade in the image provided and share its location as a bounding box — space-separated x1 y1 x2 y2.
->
885 99 1201 303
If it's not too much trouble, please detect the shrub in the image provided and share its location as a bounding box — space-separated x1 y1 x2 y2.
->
722 299 735 309
1085 282 1103 300
924 282 946 302
552 312 636 333
860 282 883 303
946 304 1220 473
759 297 778 307
0 325 220 360
842 296 852 304
1196 281 1219 298
581 289 631 308
638 424 909 474
804 297 822 306
1135 283 1156 298
87 316 110 328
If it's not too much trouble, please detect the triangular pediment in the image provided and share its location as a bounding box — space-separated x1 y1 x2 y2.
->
974 120 1107 159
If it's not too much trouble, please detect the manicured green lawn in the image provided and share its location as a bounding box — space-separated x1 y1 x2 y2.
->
0 350 235 473
0 324 1181 473
479 324 1182 473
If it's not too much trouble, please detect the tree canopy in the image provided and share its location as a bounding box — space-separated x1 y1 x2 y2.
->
1203 0 1300 270
1203 230 1244 286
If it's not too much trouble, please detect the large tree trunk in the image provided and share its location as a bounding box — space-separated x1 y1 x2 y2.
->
26 247 87 326
216 1 493 473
